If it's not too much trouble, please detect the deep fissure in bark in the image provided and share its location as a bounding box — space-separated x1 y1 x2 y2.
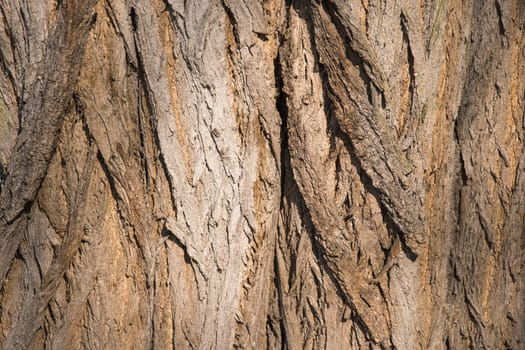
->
400 11 416 119
130 15 177 212
302 8 414 262
274 48 288 211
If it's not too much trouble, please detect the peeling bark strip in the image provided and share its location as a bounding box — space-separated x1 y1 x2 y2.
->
0 0 524 349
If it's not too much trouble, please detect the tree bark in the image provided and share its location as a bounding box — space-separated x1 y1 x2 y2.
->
0 0 523 349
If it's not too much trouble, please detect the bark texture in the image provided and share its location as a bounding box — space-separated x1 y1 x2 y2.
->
0 0 524 349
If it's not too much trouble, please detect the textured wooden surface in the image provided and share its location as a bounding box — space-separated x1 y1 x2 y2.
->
0 0 523 349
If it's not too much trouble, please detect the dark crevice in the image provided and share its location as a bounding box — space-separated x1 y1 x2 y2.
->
137 79 151 188
274 39 298 292
278 316 287 350
400 12 416 115
130 7 138 32
88 11 98 28
130 18 177 213
454 121 469 186
161 226 192 267
96 151 124 212
398 235 417 261
254 31 269 41
475 200 495 250
0 162 7 187
17 83 25 135
264 0 291 181
272 9 297 328
494 0 506 37
449 94 475 274
275 53 288 212
161 0 177 21
221 0 241 51
104 3 137 71
365 84 374 107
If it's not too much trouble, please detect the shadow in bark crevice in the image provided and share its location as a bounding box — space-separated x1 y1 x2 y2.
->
281 152 383 345
297 0 417 262
273 14 380 342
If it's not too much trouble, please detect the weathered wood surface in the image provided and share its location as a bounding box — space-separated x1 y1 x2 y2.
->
0 0 523 349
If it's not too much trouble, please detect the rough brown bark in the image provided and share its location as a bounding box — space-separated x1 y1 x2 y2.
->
0 0 523 349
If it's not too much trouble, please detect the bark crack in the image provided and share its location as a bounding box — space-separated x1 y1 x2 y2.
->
400 11 416 118
494 0 506 37
221 0 241 52
130 11 177 213
274 46 289 214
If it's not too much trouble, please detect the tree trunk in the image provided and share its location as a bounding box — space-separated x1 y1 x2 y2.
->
0 0 523 349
